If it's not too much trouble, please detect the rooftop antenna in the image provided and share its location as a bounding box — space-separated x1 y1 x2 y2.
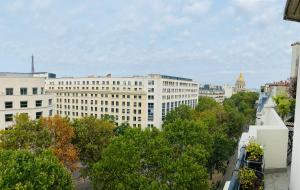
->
31 54 35 73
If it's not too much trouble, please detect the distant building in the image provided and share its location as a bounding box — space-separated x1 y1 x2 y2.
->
234 72 246 93
223 84 234 98
263 80 289 97
0 72 55 130
199 84 225 103
46 74 199 129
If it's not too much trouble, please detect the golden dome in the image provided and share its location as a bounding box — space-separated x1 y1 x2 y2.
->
237 73 244 82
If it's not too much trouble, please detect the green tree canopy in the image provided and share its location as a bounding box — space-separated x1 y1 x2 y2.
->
91 127 209 190
0 149 74 190
0 114 52 153
223 92 258 124
273 95 293 119
196 97 220 112
163 120 213 155
163 105 194 126
72 116 115 175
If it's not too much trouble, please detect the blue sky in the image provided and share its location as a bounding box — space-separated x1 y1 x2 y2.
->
1 0 300 88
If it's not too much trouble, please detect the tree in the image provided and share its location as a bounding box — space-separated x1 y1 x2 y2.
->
163 105 194 126
222 104 245 138
208 131 235 177
223 92 258 124
273 95 292 119
0 114 52 153
196 97 220 112
163 120 213 155
72 116 115 175
0 149 74 190
169 152 209 190
193 108 226 132
289 77 297 99
91 128 209 190
114 122 130 136
41 115 79 171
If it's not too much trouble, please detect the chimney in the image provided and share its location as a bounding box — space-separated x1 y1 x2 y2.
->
31 54 35 73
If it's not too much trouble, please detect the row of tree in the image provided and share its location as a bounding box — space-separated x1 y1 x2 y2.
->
0 92 258 189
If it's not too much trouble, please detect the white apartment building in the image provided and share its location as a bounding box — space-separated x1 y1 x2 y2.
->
46 74 199 129
0 72 56 130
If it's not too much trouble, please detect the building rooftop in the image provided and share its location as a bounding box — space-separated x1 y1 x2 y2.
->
50 74 195 82
284 0 300 22
0 72 56 78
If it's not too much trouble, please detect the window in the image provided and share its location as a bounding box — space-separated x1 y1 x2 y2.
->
49 110 53 116
148 95 154 100
32 88 38 95
5 114 13 122
20 88 27 95
5 102 13 109
48 99 52 105
148 80 154 85
148 88 154 93
148 103 154 121
6 88 13 95
36 112 43 119
36 100 42 107
20 101 28 108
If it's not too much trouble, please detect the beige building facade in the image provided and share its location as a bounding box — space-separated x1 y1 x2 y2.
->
0 72 55 130
46 74 199 129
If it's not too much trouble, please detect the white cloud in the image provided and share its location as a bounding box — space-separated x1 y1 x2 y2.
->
163 15 192 26
7 0 24 12
183 0 212 15
250 6 281 26
233 0 264 12
32 0 53 10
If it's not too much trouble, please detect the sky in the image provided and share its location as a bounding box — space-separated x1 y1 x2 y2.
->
0 0 300 88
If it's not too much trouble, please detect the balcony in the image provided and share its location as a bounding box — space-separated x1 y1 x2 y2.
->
224 94 289 190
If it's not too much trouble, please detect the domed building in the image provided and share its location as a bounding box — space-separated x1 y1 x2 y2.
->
235 73 246 92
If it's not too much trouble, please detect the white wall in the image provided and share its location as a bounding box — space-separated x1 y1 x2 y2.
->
289 43 300 189
256 126 288 169
291 43 300 78
240 97 288 171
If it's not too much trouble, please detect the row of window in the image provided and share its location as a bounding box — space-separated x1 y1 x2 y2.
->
56 104 142 114
4 99 52 109
162 81 198 87
161 100 197 120
57 99 142 107
5 87 44 96
4 110 52 122
162 88 198 93
56 93 143 99
51 80 144 86
162 94 198 100
53 86 144 92
57 110 142 123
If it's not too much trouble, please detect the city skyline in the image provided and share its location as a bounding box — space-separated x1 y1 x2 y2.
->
1 0 300 88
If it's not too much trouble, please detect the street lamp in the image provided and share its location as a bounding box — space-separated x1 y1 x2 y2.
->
284 0 300 22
